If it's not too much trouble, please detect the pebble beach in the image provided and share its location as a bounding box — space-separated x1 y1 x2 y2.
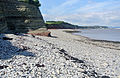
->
0 29 120 78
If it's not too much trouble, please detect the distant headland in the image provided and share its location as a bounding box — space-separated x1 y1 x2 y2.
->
45 21 108 29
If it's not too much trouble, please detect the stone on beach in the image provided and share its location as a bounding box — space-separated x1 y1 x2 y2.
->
0 29 120 77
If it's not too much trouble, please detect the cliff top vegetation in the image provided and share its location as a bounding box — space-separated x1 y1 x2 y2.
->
18 0 41 7
46 21 65 25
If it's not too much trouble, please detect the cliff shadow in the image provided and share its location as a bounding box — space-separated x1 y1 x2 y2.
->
0 34 35 60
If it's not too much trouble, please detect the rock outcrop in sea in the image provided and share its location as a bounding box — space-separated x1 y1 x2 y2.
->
0 0 50 36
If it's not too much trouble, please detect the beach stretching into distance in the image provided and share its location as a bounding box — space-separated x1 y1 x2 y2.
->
0 29 120 78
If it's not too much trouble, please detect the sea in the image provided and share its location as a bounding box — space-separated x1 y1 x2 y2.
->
73 28 120 42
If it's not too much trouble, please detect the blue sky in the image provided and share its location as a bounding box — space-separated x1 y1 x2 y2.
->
39 0 120 26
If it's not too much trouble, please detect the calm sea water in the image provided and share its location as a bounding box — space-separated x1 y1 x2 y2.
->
74 28 120 42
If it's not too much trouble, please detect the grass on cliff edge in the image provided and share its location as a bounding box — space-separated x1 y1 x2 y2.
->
18 0 41 7
45 21 64 25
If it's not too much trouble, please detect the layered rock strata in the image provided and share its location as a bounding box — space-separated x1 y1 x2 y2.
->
0 0 50 36
0 2 7 33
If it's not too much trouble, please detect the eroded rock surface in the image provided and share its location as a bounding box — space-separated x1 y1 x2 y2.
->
0 0 50 36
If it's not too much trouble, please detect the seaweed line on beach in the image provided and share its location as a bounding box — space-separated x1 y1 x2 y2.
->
35 36 110 78
75 39 120 51
0 33 112 77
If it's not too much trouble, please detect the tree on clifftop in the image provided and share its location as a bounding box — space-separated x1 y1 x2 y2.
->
32 0 41 7
18 0 41 7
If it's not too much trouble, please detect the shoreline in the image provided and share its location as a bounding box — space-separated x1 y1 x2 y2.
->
63 29 120 50
64 29 120 43
0 29 120 77
47 29 120 77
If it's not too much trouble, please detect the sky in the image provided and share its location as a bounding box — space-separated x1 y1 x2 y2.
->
39 0 120 26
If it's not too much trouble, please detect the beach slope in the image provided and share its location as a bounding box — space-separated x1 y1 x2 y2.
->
0 29 120 78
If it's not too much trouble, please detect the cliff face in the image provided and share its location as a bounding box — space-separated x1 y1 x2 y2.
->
0 0 50 36
0 2 8 33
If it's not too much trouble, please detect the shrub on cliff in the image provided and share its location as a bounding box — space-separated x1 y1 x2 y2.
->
18 0 29 3
46 21 64 25
32 0 41 7
18 0 41 7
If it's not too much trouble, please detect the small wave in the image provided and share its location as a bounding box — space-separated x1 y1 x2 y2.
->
115 28 120 29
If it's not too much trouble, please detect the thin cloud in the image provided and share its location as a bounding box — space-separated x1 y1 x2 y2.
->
41 0 120 26
46 0 79 15
61 0 79 7
75 0 120 13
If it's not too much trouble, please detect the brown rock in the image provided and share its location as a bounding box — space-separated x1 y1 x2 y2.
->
30 31 51 37
28 28 51 37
